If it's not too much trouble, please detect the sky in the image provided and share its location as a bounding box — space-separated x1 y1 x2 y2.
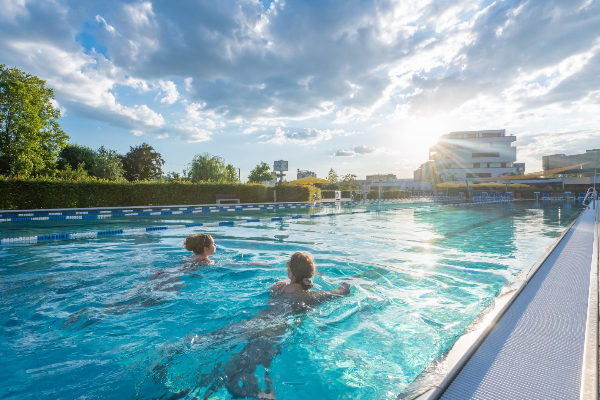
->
1 0 600 181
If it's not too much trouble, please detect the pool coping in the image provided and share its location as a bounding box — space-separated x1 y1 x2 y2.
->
405 205 595 400
581 204 599 399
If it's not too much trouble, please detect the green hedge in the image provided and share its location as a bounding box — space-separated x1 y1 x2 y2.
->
0 178 318 209
267 183 320 202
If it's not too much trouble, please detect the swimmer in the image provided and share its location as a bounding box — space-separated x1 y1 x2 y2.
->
184 233 216 263
272 251 349 297
222 252 349 398
149 252 350 399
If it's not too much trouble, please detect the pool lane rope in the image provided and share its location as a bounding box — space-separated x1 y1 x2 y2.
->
0 199 512 245
0 199 437 223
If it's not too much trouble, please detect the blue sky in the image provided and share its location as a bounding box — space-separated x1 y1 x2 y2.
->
1 0 600 180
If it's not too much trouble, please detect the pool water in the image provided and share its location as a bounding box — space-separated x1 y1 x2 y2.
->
0 201 583 399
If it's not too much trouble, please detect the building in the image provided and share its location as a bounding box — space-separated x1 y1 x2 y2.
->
419 129 524 181
297 169 317 179
413 161 435 182
542 149 600 174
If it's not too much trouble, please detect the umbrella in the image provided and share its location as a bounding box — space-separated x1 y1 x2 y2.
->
477 182 505 188
436 182 460 188
458 182 481 187
289 177 330 185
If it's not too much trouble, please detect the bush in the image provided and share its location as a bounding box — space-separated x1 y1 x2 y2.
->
267 183 320 202
0 177 316 209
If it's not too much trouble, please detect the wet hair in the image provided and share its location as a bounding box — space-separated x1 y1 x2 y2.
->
288 252 315 290
183 233 213 255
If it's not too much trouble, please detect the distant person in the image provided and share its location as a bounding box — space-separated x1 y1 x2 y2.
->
184 233 216 263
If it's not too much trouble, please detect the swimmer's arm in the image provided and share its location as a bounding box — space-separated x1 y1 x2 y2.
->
317 283 350 300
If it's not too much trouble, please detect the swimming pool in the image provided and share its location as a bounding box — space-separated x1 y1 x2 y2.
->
0 201 583 399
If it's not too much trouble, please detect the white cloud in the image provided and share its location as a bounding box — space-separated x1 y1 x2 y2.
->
334 145 381 157
157 80 180 104
95 15 116 34
184 77 193 92
263 127 356 145
124 2 155 28
243 126 259 134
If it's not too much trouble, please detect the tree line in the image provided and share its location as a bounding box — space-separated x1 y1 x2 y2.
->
1 64 278 183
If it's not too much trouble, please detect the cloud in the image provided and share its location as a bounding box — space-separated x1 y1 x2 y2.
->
263 127 355 145
1 0 600 156
334 145 379 157
157 80 180 104
242 126 259 134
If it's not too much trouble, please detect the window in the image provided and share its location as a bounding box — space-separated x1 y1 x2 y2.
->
482 132 502 138
466 173 492 178
467 133 477 138
472 152 500 158
501 163 506 168
473 163 480 168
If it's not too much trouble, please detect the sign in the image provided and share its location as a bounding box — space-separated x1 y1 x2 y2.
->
273 160 288 171
335 191 341 201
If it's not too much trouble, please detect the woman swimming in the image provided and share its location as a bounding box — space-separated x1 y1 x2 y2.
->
272 251 349 298
184 233 216 263
153 251 350 399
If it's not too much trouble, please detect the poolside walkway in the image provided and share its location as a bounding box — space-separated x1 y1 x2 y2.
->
438 206 598 399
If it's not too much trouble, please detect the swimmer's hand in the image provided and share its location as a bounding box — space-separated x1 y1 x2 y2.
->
324 283 350 297
338 283 350 295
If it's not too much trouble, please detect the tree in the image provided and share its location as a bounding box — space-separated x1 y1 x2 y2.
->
0 64 68 176
426 167 443 194
121 142 165 181
90 146 124 180
58 143 97 172
443 172 459 182
55 162 91 181
188 153 236 182
339 173 358 191
248 162 274 183
225 164 238 182
327 168 338 188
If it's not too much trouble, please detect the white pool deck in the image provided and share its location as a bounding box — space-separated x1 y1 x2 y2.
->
411 205 599 400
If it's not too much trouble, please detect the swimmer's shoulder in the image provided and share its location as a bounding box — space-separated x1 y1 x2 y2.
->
271 281 287 293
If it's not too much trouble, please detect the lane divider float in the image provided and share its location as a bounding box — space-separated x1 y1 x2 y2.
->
0 199 513 245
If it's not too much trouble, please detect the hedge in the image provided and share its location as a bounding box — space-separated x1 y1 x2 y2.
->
0 178 320 210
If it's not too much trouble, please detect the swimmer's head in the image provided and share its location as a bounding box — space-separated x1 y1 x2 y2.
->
287 252 315 290
184 233 214 255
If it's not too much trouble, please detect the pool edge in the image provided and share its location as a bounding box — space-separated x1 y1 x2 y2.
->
403 207 586 400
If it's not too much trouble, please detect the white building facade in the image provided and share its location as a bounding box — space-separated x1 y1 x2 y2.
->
427 130 524 180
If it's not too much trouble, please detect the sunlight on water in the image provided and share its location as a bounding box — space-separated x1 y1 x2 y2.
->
0 201 583 399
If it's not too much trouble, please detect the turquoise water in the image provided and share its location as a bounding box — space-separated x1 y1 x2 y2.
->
0 201 583 399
